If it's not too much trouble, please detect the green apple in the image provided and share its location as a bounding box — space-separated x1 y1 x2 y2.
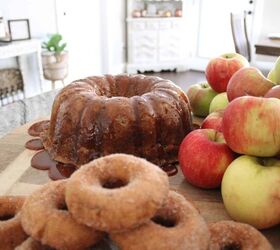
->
268 56 280 84
186 82 218 117
209 92 229 113
222 155 280 229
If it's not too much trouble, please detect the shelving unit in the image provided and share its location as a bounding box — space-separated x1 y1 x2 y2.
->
126 0 189 73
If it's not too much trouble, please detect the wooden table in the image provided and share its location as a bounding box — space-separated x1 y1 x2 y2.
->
255 38 280 56
0 120 279 249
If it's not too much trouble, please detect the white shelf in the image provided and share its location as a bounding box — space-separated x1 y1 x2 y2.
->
127 17 184 21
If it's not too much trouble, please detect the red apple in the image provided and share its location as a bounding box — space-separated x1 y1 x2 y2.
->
227 67 275 101
201 110 224 132
178 129 235 189
265 85 280 98
223 96 280 157
205 53 249 93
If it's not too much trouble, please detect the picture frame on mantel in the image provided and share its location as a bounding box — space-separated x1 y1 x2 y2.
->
8 19 31 41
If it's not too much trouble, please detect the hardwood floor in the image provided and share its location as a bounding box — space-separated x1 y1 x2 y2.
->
146 70 206 92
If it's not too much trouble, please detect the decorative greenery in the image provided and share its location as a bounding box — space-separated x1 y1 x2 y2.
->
42 33 67 54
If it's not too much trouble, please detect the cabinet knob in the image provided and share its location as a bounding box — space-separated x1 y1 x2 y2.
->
247 10 253 15
249 0 253 4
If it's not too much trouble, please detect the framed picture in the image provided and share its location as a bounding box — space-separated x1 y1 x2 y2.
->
8 19 31 41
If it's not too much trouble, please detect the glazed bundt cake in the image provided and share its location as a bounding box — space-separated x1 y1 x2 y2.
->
41 74 193 167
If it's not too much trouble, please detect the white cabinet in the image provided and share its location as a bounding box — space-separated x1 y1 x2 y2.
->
126 18 188 73
130 30 157 64
159 30 182 61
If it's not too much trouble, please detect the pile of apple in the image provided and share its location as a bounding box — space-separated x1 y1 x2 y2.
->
179 53 280 230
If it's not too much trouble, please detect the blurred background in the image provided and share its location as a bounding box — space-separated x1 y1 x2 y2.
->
0 0 279 135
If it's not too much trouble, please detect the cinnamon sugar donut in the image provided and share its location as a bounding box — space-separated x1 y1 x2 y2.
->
20 180 103 250
15 238 53 250
209 220 273 250
66 154 169 232
110 191 210 250
0 196 28 250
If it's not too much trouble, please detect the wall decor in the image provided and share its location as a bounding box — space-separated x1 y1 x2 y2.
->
8 19 31 41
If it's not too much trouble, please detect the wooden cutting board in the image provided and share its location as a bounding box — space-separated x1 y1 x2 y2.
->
0 120 279 249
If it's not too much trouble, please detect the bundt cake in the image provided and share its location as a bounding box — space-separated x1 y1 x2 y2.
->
41 74 193 167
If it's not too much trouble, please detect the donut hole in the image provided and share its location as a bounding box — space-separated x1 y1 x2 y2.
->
101 177 128 189
0 214 15 221
113 78 152 98
57 201 68 211
221 242 241 250
152 215 177 228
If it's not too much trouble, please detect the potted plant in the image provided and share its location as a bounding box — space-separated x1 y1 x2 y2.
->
41 33 68 89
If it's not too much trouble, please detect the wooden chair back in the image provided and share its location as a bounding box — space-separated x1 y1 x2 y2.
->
230 12 251 62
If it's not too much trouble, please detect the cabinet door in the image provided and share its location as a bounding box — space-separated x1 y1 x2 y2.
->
129 31 157 63
159 30 182 62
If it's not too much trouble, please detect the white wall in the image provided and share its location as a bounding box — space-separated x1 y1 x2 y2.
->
56 0 103 80
101 0 126 74
259 0 280 37
0 0 57 38
56 0 126 80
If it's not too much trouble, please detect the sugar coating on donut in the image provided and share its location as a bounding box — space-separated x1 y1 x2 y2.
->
15 237 53 250
66 154 169 232
110 191 210 250
0 196 28 249
20 180 103 250
209 220 273 250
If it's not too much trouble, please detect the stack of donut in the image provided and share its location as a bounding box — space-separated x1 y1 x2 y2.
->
0 154 273 250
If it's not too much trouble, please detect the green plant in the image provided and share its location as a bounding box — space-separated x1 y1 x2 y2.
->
42 33 67 54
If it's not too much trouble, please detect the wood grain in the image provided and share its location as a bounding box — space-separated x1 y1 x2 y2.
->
0 120 279 249
255 38 280 56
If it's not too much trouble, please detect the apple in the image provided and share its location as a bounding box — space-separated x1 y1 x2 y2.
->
186 82 218 117
205 53 249 93
201 110 224 132
227 67 275 101
265 85 280 99
223 96 280 157
209 92 229 113
268 56 280 84
178 129 235 189
222 155 280 229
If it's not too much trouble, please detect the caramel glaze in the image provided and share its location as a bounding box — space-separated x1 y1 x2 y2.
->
31 150 76 180
25 139 44 151
31 148 176 179
48 163 76 180
28 120 50 137
31 150 56 170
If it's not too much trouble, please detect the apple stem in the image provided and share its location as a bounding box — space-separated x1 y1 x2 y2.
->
202 83 208 88
257 158 278 167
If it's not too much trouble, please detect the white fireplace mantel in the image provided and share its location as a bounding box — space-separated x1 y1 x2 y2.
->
0 39 44 96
